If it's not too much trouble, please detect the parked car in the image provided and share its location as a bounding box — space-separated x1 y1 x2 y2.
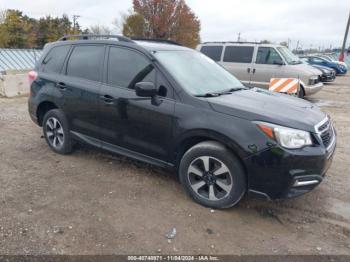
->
28 35 336 208
197 42 323 98
300 58 336 82
301 55 348 75
318 54 348 69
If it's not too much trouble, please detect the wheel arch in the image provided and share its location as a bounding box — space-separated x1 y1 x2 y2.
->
174 129 249 177
36 101 59 126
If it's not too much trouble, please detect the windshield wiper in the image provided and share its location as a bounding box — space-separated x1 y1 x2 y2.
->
195 87 246 98
216 87 246 95
195 92 221 98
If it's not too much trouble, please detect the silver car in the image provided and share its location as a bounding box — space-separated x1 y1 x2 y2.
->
197 42 323 97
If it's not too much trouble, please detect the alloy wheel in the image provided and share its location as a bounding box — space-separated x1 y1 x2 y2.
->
187 156 233 201
45 117 64 149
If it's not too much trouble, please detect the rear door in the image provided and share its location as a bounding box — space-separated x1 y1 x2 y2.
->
98 46 175 162
59 44 105 140
220 45 254 85
250 46 285 88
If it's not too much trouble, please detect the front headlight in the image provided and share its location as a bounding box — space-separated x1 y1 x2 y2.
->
256 122 313 149
309 75 319 85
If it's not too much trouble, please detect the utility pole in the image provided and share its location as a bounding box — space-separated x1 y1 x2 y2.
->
237 32 241 42
339 11 350 62
72 15 81 34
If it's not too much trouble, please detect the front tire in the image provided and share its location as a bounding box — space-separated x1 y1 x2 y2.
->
43 109 73 155
298 86 305 99
179 141 246 209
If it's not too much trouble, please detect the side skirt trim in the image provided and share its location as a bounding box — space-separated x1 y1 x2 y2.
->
70 131 174 169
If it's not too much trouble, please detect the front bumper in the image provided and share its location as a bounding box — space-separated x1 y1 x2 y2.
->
320 73 336 82
303 82 324 96
244 136 336 200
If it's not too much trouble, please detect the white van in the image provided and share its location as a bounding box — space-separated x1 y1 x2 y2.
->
197 42 323 97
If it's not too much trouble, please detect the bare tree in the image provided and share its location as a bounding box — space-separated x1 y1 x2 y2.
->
0 10 8 23
88 24 112 35
113 9 133 34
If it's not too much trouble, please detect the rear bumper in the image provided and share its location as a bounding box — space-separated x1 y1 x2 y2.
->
303 82 323 96
244 138 336 200
28 96 39 125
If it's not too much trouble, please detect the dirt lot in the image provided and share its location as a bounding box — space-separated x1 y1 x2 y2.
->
0 76 350 255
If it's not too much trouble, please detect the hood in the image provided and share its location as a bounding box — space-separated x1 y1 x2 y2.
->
294 63 322 76
208 88 326 133
311 64 331 73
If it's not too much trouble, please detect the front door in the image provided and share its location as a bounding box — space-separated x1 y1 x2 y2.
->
99 46 175 162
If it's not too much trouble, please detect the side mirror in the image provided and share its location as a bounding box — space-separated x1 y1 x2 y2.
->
273 59 284 66
135 82 158 97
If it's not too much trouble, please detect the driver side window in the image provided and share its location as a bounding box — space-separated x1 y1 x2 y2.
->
256 47 282 65
107 47 155 89
312 57 324 63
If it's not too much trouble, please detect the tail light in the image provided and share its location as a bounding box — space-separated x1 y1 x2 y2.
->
28 71 38 86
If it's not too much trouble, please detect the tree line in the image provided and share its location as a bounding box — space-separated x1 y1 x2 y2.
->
0 0 201 49
0 9 84 49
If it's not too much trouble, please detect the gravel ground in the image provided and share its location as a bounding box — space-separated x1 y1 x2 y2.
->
0 76 349 255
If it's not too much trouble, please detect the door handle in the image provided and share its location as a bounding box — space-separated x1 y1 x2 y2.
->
247 68 251 73
56 82 66 90
252 68 256 74
100 95 114 104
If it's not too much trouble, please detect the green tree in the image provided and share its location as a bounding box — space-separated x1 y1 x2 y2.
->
122 13 146 37
0 10 80 48
0 10 26 48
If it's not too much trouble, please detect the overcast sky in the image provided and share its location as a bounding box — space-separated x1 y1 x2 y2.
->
1 0 349 49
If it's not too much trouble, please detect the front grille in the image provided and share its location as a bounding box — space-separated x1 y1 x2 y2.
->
320 127 334 148
318 120 330 132
316 119 334 149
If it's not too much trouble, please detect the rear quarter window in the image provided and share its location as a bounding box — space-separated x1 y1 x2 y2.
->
200 46 223 62
41 45 71 74
223 46 254 63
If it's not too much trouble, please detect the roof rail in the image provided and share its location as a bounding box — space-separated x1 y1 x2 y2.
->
131 38 182 46
202 41 263 45
58 34 134 43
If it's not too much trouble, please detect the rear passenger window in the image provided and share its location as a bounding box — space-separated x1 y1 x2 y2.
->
256 47 282 65
66 45 104 82
223 46 254 63
41 45 70 74
200 46 223 61
107 47 155 89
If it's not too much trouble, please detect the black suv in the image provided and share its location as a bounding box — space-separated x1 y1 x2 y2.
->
28 35 336 208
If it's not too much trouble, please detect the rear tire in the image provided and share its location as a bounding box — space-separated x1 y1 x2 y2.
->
179 141 246 209
42 109 73 155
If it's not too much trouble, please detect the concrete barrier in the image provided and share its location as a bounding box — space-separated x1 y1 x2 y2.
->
0 70 30 98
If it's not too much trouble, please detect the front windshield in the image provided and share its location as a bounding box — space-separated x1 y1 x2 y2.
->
320 56 332 62
154 50 244 96
277 47 301 65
